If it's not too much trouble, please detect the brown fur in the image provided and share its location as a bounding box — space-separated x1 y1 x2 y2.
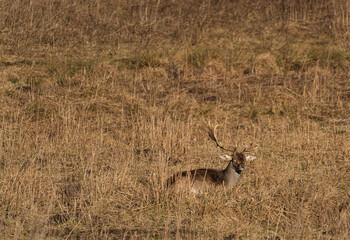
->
166 168 225 187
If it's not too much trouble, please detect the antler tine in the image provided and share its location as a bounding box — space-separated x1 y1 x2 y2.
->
242 142 256 153
207 122 236 153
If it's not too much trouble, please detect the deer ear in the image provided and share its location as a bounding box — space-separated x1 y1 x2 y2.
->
220 154 232 160
246 155 256 161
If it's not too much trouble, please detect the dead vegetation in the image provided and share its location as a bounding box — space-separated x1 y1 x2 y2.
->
0 0 349 239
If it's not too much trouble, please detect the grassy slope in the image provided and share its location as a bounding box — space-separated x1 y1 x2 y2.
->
0 1 349 239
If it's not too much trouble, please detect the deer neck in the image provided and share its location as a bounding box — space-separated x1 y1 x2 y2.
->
223 160 242 187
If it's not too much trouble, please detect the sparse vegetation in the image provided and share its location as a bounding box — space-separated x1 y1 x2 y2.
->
0 0 349 239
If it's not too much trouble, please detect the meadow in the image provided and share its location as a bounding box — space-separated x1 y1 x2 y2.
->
0 1 349 239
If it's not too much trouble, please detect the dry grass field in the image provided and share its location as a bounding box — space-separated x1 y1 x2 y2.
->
1 1 350 239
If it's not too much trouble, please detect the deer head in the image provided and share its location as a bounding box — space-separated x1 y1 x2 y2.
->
207 122 256 171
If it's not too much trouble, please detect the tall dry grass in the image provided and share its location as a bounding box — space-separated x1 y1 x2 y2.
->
1 0 350 239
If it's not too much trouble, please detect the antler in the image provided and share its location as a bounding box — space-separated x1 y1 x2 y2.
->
242 142 256 153
207 122 236 153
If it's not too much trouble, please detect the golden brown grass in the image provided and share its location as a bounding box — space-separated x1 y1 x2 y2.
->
1 1 350 239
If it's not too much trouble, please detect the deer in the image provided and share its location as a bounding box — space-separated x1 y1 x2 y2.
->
165 123 256 194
